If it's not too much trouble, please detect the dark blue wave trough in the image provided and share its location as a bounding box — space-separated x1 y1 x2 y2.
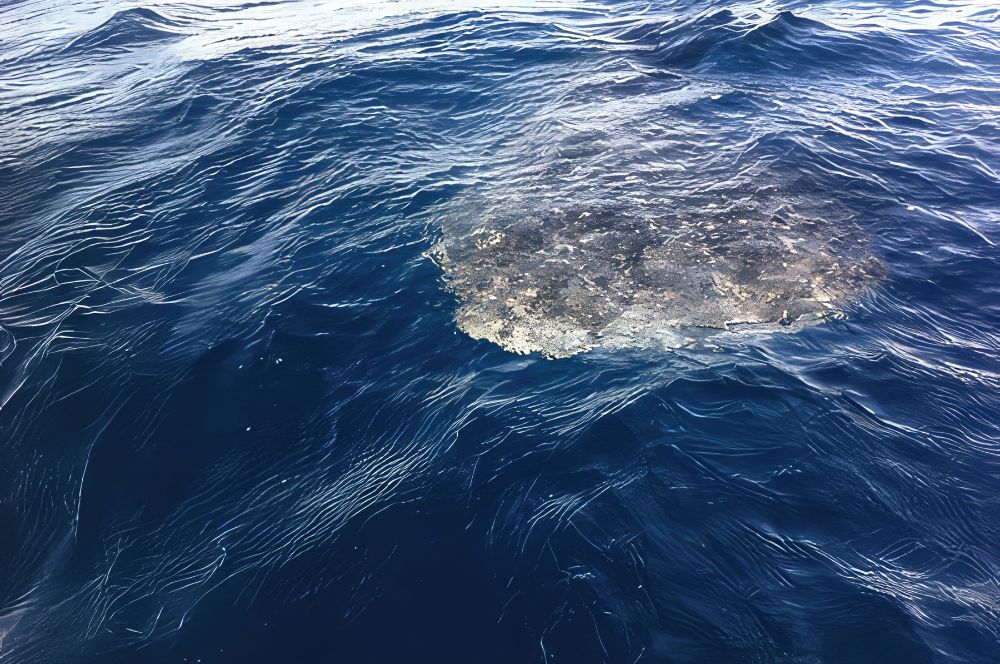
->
0 1 998 662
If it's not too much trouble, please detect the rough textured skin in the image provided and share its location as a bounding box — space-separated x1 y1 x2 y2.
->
435 200 883 358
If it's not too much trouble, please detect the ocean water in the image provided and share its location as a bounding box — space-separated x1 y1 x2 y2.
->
1 0 999 662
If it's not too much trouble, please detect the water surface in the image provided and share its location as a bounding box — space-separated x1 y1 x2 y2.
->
1 1 998 662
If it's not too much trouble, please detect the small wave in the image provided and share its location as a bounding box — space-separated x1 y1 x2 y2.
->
637 9 921 77
62 7 187 53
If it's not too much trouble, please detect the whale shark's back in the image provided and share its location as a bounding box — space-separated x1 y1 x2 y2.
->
436 192 883 358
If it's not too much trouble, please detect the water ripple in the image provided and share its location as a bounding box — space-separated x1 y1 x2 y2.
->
0 1 997 662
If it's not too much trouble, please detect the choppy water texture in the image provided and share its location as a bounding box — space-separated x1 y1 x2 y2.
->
1 1 999 662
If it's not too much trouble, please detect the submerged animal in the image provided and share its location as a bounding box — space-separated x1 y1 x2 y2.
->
434 195 883 358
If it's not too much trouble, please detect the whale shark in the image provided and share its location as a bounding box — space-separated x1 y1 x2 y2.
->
434 189 883 358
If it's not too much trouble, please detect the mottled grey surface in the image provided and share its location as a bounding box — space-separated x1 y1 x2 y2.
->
436 195 883 357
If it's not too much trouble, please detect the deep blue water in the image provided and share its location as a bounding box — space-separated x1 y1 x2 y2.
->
1 0 999 662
